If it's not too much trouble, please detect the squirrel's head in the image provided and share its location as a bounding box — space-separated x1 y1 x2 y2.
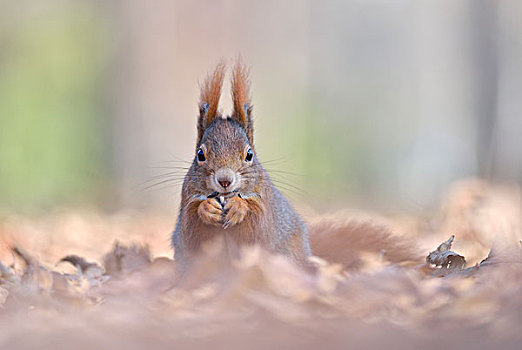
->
188 60 261 196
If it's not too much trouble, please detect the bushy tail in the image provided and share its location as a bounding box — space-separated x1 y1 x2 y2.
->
308 216 423 268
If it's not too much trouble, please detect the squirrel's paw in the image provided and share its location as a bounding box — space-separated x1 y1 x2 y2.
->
223 196 248 229
198 198 223 226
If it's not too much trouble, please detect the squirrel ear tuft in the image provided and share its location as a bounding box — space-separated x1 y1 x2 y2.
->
231 58 253 143
197 61 226 144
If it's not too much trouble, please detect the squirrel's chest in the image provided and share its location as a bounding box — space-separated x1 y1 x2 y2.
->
188 216 272 254
199 221 267 244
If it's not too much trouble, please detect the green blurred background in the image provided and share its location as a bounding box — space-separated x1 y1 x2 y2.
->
1 0 521 213
0 2 108 209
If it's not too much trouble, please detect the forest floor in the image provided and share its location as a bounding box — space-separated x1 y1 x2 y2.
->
0 178 521 350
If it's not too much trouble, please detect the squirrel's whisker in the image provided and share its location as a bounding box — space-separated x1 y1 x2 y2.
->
142 178 189 190
159 160 193 165
148 166 191 170
256 157 288 165
142 172 186 184
264 169 304 177
269 179 307 195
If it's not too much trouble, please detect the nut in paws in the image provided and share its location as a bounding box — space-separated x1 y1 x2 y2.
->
223 196 248 229
198 198 223 226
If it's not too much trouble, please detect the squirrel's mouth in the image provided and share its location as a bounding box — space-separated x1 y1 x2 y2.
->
207 189 239 198
207 190 242 206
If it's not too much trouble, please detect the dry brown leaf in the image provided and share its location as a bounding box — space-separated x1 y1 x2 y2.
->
59 255 104 279
426 235 466 270
59 254 108 288
102 241 152 276
0 259 17 283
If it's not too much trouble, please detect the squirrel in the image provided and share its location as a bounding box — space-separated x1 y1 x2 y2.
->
171 60 311 269
171 60 422 271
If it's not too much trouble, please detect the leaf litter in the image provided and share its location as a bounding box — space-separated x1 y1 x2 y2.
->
0 179 521 349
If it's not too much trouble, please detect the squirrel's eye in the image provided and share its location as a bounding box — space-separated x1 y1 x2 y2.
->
197 148 206 162
245 148 253 162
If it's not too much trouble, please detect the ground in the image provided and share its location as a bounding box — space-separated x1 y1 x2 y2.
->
0 178 521 350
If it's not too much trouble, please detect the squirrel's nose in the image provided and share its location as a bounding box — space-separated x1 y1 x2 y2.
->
215 168 235 191
218 179 231 189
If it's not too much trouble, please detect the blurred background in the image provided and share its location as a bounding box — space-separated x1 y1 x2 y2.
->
1 0 521 215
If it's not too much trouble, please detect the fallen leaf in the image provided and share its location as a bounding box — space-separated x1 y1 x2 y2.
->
426 235 466 270
102 241 151 276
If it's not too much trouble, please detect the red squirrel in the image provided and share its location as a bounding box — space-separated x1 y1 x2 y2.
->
171 60 420 270
171 60 311 268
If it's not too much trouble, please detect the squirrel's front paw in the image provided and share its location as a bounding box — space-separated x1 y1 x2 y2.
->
198 198 223 226
223 196 248 229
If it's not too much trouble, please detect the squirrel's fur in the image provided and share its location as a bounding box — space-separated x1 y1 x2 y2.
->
172 59 311 269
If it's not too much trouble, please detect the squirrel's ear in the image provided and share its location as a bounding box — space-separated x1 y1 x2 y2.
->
197 61 226 144
231 59 253 144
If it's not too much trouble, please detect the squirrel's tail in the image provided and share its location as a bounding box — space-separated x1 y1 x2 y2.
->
308 215 423 268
